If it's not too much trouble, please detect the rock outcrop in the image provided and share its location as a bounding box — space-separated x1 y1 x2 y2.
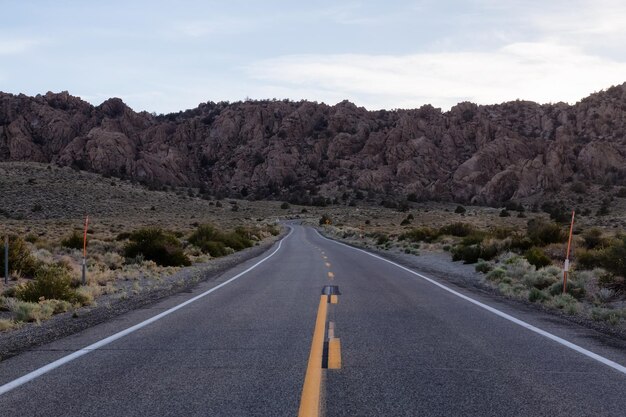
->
1 84 626 204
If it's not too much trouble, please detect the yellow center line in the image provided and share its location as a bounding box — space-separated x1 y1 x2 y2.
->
330 294 338 304
325 262 331 268
328 272 334 279
328 338 342 369
298 295 328 417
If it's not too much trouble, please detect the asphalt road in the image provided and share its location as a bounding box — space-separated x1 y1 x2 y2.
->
1 224 626 416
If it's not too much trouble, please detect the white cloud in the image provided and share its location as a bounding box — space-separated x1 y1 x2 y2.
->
247 42 626 110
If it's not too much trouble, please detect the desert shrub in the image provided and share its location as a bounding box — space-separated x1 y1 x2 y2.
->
41 299 73 314
10 300 54 323
266 225 280 236
527 219 565 246
523 267 559 290
0 319 16 331
524 247 551 268
475 260 492 273
590 307 622 325
375 233 389 246
116 232 132 241
399 227 439 243
439 222 475 237
124 228 190 267
280 202 290 209
598 237 626 278
550 293 580 314
319 214 332 225
452 240 499 264
508 235 533 251
548 279 586 300
486 267 507 282
189 224 253 257
61 231 83 250
400 218 411 226
454 205 466 214
528 287 550 302
461 232 487 246
597 272 626 293
14 264 78 303
499 209 510 217
596 288 615 304
582 228 605 249
0 235 38 278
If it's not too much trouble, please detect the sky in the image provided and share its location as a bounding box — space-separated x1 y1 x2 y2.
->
1 0 625 113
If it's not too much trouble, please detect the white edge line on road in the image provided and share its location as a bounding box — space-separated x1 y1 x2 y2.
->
0 228 293 396
315 229 626 376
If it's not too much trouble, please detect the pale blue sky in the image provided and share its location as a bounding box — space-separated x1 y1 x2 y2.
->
1 0 625 113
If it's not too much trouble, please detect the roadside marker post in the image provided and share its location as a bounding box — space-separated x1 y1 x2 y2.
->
82 216 89 285
562 210 575 294
4 235 8 285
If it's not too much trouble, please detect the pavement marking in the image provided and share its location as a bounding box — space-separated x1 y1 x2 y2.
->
330 294 338 304
315 230 626 376
328 272 334 280
0 229 294 397
298 295 328 417
325 262 331 268
328 338 342 369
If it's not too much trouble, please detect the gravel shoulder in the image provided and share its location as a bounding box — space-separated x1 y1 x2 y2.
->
0 230 286 361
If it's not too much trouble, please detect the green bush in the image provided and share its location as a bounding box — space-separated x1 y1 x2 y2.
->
399 227 439 243
0 235 38 278
499 209 511 217
10 300 54 323
14 264 78 303
452 240 499 264
319 214 332 226
523 267 559 290
376 233 389 246
486 268 507 282
548 279 585 300
439 222 475 237
599 237 626 278
188 224 253 257
528 287 550 302
280 202 290 209
454 205 466 214
475 260 492 273
524 247 551 268
61 231 83 250
124 228 190 267
527 219 565 246
582 228 605 249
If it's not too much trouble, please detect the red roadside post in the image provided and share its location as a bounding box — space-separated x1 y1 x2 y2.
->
562 210 575 294
82 215 89 285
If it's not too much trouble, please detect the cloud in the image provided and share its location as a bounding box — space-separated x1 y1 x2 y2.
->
247 42 626 110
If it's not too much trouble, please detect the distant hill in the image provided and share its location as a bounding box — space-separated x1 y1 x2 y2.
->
1 84 625 204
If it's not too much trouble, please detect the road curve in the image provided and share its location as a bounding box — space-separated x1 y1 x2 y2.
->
1 224 626 416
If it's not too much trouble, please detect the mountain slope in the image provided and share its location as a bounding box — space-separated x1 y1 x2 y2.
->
1 85 626 204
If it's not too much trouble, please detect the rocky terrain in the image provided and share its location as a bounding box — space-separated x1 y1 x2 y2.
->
1 84 625 204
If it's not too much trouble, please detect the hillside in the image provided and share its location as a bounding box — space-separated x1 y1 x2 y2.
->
1 84 626 204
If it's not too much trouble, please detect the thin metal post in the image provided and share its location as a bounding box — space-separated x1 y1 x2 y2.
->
4 236 8 285
562 210 575 294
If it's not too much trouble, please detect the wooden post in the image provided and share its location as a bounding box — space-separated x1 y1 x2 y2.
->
562 210 575 294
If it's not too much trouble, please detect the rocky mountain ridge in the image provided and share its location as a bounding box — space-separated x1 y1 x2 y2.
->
1 84 625 204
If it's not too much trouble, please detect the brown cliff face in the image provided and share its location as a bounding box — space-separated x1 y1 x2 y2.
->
1 85 625 204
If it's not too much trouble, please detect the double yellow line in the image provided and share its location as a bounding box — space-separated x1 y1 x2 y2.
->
298 293 342 417
298 295 328 417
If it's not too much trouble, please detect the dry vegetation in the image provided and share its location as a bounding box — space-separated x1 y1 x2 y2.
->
0 162 281 330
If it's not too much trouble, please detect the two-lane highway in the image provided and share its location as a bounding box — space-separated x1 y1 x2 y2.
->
1 224 626 416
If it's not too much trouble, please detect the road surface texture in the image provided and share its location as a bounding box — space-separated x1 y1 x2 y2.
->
1 224 626 416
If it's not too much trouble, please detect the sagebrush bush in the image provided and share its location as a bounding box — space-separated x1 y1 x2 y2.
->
14 264 78 303
399 227 439 243
527 219 565 246
61 231 83 250
582 228 605 249
189 224 253 257
528 287 550 303
451 242 498 264
0 235 38 278
124 228 190 267
523 267 559 290
475 260 492 273
524 247 551 268
439 222 475 237
548 279 586 300
10 300 54 323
